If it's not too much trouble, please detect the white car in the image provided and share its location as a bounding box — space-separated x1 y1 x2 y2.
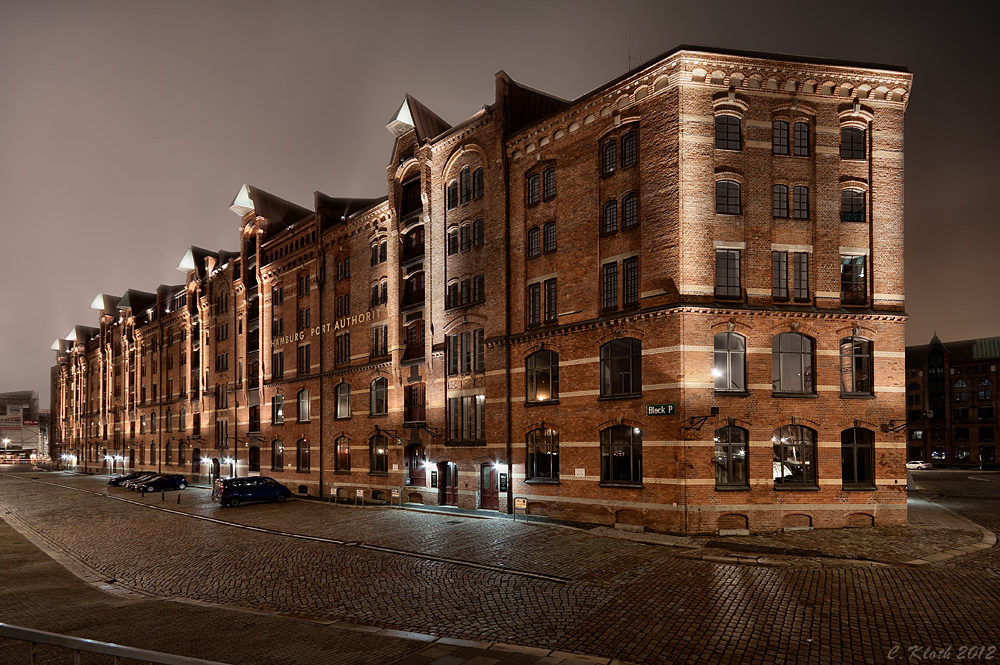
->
906 461 933 470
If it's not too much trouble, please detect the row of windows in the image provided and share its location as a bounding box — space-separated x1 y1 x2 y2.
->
447 166 485 209
446 275 485 309
717 180 866 221
913 444 996 463
525 424 877 489
527 167 556 206
447 219 484 254
602 193 639 233
716 115 866 160
527 222 556 257
716 249 867 304
600 130 638 175
517 333 873 404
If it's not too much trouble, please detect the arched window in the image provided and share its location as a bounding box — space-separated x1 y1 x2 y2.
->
336 383 351 419
842 427 875 488
600 338 642 397
447 228 459 256
178 442 186 465
773 184 788 218
714 332 746 393
149 443 156 466
773 424 817 487
527 173 541 205
179 408 186 431
526 349 559 402
715 180 741 215
370 377 388 416
542 167 556 200
150 412 157 433
840 337 873 395
447 181 458 209
714 426 749 488
772 333 814 394
271 440 284 471
140 414 146 434
601 139 617 175
543 221 557 253
165 408 172 432
622 193 638 229
369 434 388 473
602 200 618 234
165 442 173 465
272 394 284 425
472 167 484 200
527 227 541 257
600 425 641 485
335 436 350 472
840 126 866 160
297 389 310 423
526 428 559 481
715 115 741 150
621 130 638 168
841 188 866 222
296 438 310 472
403 271 424 308
773 120 789 154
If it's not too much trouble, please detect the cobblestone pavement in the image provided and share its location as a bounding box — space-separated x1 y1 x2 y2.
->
0 469 998 664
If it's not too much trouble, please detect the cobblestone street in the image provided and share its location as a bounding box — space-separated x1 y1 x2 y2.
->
1 470 998 664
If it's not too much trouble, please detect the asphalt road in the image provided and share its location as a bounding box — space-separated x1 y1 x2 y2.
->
0 469 998 664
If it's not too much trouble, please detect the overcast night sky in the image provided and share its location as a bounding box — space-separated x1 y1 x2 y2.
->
1 1 995 409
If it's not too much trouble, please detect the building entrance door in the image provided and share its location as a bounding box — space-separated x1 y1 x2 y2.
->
406 444 425 486
440 461 458 506
480 463 498 510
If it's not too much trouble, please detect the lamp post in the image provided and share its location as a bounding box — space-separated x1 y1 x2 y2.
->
2 438 9 464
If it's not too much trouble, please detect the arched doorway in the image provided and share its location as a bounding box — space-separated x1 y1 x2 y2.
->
438 461 458 506
405 444 425 486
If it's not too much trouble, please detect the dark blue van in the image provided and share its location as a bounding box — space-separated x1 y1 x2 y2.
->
211 476 292 507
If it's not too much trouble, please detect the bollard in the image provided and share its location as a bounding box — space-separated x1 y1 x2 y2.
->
161 490 165 502
177 493 180 505
141 490 144 497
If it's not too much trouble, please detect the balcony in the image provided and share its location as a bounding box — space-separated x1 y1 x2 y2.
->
401 289 425 309
404 404 426 424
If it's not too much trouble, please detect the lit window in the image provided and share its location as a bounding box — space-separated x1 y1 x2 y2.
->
527 428 559 481
600 425 641 484
526 350 559 403
600 338 641 397
773 424 817 487
772 333 814 394
714 332 746 393
714 426 749 488
840 337 873 395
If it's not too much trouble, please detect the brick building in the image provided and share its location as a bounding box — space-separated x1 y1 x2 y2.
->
905 335 998 468
51 45 913 534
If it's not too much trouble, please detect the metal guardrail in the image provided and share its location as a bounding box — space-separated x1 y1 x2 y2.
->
0 622 233 665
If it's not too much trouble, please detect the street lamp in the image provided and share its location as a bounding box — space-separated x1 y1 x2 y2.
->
2 438 9 464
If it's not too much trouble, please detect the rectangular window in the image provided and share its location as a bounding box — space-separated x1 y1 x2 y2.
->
460 167 470 205
447 334 459 376
461 331 472 374
840 126 866 160
601 140 617 175
772 251 788 299
794 122 810 156
772 185 788 218
793 186 809 219
298 344 311 375
473 274 484 303
460 278 470 306
773 121 789 155
472 167 484 200
543 278 557 323
793 252 809 300
527 174 540 205
473 218 484 247
460 224 471 252
715 249 741 298
602 262 618 310
623 256 639 307
621 131 638 168
715 115 741 150
840 255 866 304
841 189 866 222
474 328 485 372
528 283 541 326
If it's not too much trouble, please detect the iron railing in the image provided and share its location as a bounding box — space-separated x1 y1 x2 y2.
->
0 622 232 664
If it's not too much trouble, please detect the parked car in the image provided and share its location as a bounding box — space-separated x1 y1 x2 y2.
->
212 476 292 507
906 461 934 470
108 471 149 486
123 474 161 490
136 474 188 492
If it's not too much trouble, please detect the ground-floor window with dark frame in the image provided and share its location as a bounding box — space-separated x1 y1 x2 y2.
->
714 426 748 489
600 425 641 485
526 428 559 481
773 424 816 487
841 427 874 488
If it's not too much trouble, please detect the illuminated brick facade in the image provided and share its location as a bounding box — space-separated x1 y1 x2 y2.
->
51 46 913 534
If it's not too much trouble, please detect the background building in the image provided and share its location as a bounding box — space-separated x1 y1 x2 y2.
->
0 390 42 462
905 334 998 468
52 45 912 534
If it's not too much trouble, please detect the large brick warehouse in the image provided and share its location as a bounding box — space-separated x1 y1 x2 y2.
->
51 45 913 535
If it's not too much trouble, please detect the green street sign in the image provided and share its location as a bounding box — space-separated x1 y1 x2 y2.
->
646 403 675 416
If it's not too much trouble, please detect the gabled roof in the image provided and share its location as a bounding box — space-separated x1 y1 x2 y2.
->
117 289 156 312
315 192 386 232
907 336 1000 368
90 293 121 314
386 94 452 143
230 184 313 240
500 73 569 136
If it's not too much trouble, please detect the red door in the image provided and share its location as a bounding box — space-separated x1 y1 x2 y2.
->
442 462 458 506
480 463 498 510
406 444 425 486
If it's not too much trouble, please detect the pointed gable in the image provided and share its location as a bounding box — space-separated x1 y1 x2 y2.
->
386 94 451 142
